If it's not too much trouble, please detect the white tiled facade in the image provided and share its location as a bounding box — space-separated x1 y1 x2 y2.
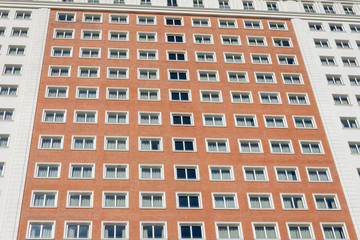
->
0 7 49 239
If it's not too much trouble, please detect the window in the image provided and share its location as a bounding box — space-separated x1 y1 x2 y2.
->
322 224 347 239
288 224 313 239
79 67 99 78
138 16 155 25
105 137 128 151
335 40 351 49
350 76 360 85
303 4 315 13
341 117 358 128
140 0 151 5
282 194 306 209
253 223 278 239
139 137 162 151
252 54 270 64
264 115 286 128
314 39 329 48
139 112 161 125
0 135 8 149
260 92 280 104
39 136 62 149
273 38 291 47
213 193 237 209
70 164 94 179
138 50 157 60
140 165 163 180
201 90 222 102
0 27 4 36
83 13 101 23
65 222 91 239
342 57 358 66
231 91 252 103
315 195 339 210
103 192 128 207
288 93 309 105
172 113 193 126
88 0 99 3
11 28 28 37
67 192 92 207
49 66 70 77
269 21 286 30
82 30 101 40
278 55 297 65
293 116 316 129
255 73 275 83
173 138 196 152
307 168 331 182
194 34 212 44
54 29 73 39
349 142 360 154
72 136 96 150
0 10 8 19
166 33 184 43
219 0 230 8
52 47 72 57
203 114 225 127
248 37 266 46
0 163 4 177
244 20 261 29
168 51 186 61
102 222 127 239
329 24 343 32
15 11 31 19
57 12 75 22
138 69 158 80
209 166 233 181
239 140 262 153
228 72 247 83
77 87 98 99
327 75 342 85
309 23 323 31
283 74 303 84
244 167 267 181
104 164 128 179
108 49 128 59
109 31 128 41
248 194 272 209
8 45 25 55
270 140 293 154
175 166 198 180
110 15 128 24
219 19 237 28
31 192 57 207
320 56 336 66
138 32 157 42
344 6 355 15
196 52 215 62
192 18 210 27
108 68 128 79
216 223 242 239
27 222 54 239
267 2 278 11
4 65 21 75
170 90 191 101
193 0 204 8
74 111 96 124
235 115 256 127
276 167 299 181
177 194 201 208
167 0 177 6
141 223 166 239
324 5 335 14
333 95 350 105
357 96 360 105
169 70 189 81
35 164 60 178
224 53 244 63
206 139 229 152
300 141 323 154
0 85 17 96
165 17 183 26
243 1 254 10
140 193 165 208
179 223 204 239
43 110 65 123
139 89 160 101
350 24 360 33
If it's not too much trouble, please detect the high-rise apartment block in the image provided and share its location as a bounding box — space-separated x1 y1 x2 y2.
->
0 0 359 239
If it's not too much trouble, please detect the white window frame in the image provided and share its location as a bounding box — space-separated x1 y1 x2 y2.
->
174 165 200 181
137 15 156 25
171 112 194 126
264 115 287 128
138 68 159 80
27 221 56 239
255 72 276 84
30 190 58 208
34 163 61 179
286 222 314 240
81 29 102 40
251 54 272 64
102 191 129 208
268 21 287 30
48 65 70 77
277 55 298 65
238 139 263 153
138 111 162 125
109 14 128 24
197 70 219 82
64 221 92 239
224 52 244 64
200 90 222 103
320 223 348 239
230 91 253 104
209 165 234 181
221 35 241 45
275 166 300 182
138 137 163 151
212 193 239 209
243 166 268 181
272 37 292 47
313 194 340 210
247 193 274 210
191 17 211 27
51 46 73 58
205 138 230 153
169 89 192 102
252 222 280 239
71 135 96 150
244 20 263 29
83 13 102 23
139 164 164 180
106 87 129 100
176 194 203 209
101 221 129 239
215 222 243 240
38 135 64 150
42 109 66 123
165 16 184 26
218 19 237 28
66 191 94 208
166 33 186 43
46 86 68 99
104 136 129 151
172 137 197 152
108 31 129 41
73 110 97 124
139 192 166 209
227 71 248 83
306 167 332 182
53 28 74 39
282 73 304 85
103 164 129 180
259 92 281 104
202 113 226 127
108 48 129 60
299 140 324 154
140 222 167 239
69 163 95 179
293 116 317 129
168 69 190 81
281 193 308 210
247 36 267 46
234 114 258 128
269 140 294 154
178 222 206 239
56 12 76 22
138 88 160 101
193 34 213 44
137 32 157 42
137 49 158 61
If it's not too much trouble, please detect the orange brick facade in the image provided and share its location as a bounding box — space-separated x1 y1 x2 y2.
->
17 10 357 239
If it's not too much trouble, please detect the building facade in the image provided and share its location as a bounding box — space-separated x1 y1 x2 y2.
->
0 0 358 239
